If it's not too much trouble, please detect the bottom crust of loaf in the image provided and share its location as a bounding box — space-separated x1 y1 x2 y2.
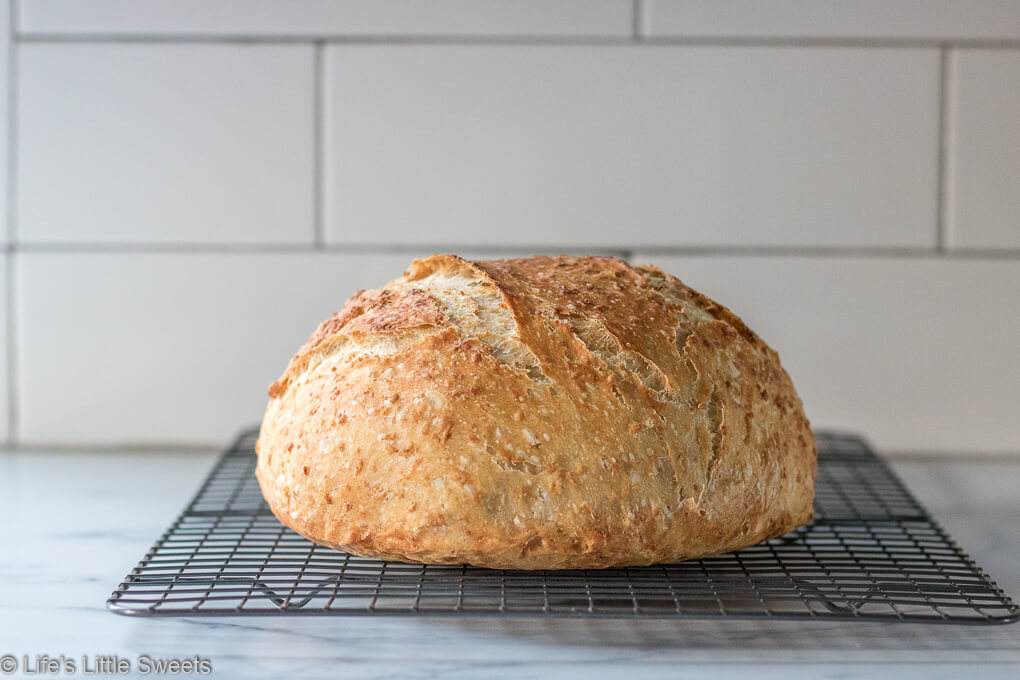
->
259 463 813 570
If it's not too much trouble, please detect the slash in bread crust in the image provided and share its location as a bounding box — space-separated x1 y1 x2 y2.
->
256 255 816 569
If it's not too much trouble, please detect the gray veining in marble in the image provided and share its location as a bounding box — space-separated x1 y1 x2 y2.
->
1 449 1018 679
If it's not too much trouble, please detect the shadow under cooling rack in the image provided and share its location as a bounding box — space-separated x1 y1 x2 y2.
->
108 429 1019 623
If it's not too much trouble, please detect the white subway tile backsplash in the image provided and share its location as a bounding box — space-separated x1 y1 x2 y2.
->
4 4 1020 453
19 0 634 38
0 5 9 439
16 44 316 245
0 1 8 247
0 257 8 441
947 49 1020 251
644 1 1020 41
14 250 533 446
631 254 1020 453
324 46 939 250
16 253 415 445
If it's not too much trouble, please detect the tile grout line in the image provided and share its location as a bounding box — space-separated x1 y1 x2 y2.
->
12 33 1020 49
312 41 325 249
6 0 18 446
6 242 1020 260
632 0 643 42
936 45 954 254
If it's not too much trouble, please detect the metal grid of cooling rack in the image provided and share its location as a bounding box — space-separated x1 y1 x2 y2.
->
108 429 1019 623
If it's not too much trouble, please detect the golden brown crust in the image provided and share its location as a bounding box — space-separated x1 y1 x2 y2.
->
256 255 816 569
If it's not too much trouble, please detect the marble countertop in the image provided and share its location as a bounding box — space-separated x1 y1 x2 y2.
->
1 446 1017 679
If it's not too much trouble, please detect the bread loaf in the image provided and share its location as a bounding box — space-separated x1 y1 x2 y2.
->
256 255 816 569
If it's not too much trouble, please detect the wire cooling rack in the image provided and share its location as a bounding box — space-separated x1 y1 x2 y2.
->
108 429 1019 623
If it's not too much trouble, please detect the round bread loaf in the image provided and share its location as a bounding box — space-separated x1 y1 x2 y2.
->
256 255 816 569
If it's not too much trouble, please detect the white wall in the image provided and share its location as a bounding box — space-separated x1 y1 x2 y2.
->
4 1 1020 453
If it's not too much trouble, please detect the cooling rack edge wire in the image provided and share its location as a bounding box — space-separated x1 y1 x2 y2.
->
107 428 1020 623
